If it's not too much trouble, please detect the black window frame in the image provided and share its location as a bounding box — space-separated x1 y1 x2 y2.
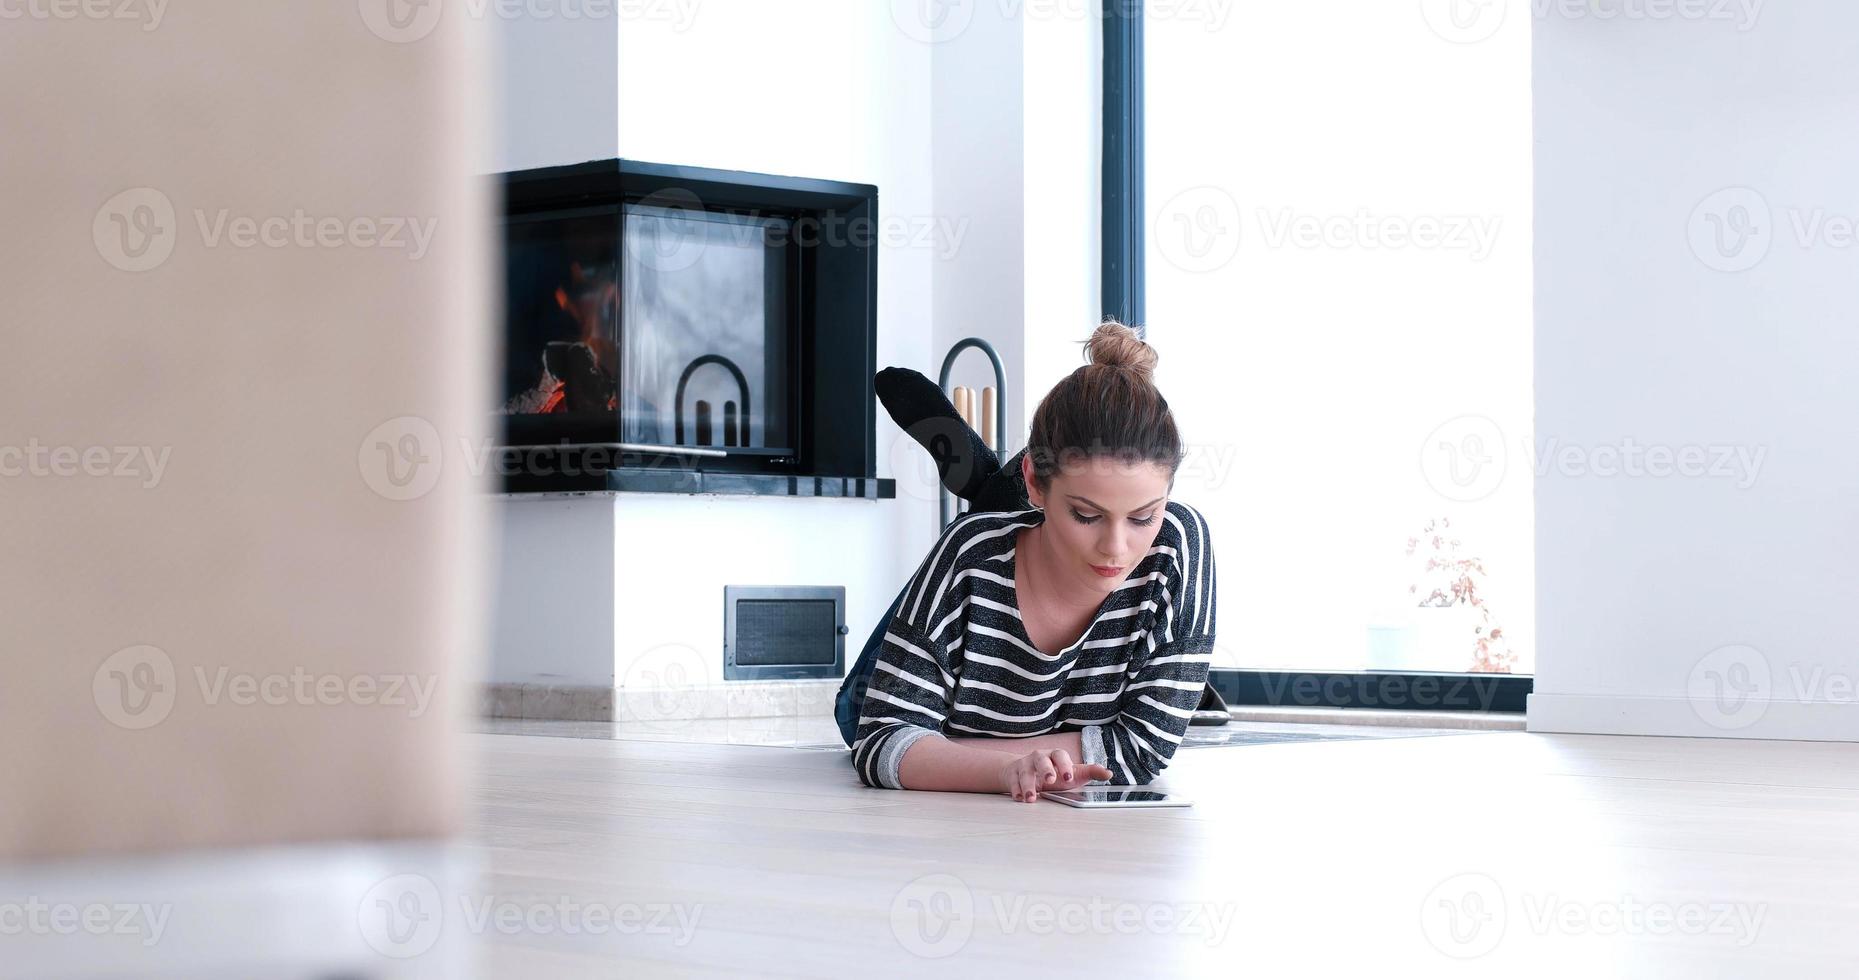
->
1102 2 1529 712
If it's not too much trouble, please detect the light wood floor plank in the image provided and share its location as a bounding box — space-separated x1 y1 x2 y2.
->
463 728 1859 977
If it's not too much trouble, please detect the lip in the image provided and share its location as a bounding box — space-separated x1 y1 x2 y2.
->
1090 564 1124 578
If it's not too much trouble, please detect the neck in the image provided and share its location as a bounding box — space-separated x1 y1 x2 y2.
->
1022 520 1100 615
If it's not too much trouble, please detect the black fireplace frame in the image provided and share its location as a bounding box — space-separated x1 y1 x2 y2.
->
496 158 892 499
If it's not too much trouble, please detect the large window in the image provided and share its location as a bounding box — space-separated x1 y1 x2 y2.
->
1134 4 1534 677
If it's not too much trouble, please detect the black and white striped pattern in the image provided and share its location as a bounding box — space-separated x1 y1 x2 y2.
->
852 500 1217 789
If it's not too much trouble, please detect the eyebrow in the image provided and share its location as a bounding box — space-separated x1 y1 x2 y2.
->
1067 495 1164 513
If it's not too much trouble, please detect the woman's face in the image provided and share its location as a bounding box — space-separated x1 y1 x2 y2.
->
1021 452 1173 598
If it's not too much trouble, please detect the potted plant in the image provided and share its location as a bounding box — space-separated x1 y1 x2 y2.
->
1404 517 1517 674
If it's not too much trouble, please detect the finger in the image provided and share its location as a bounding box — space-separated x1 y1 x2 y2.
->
1079 764 1113 782
1048 749 1075 784
1034 757 1057 785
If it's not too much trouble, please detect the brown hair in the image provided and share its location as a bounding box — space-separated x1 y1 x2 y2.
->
1024 319 1184 492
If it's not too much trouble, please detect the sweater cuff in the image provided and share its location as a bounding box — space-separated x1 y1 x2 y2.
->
1079 725 1109 783
876 726 940 789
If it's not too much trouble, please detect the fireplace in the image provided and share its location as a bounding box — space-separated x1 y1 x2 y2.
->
495 159 891 498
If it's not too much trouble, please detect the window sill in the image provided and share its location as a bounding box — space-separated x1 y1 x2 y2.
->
497 467 895 499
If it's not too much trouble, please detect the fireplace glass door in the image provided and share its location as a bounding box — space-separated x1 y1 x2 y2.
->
619 204 793 456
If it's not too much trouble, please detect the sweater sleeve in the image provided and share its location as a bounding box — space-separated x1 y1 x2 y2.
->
849 522 970 789
1083 503 1218 785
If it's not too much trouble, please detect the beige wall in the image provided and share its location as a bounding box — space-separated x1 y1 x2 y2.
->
0 3 490 858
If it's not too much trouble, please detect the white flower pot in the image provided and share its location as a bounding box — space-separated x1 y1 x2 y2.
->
1367 607 1480 672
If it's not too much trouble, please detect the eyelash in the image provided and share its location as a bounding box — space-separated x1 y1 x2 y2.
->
1070 509 1158 527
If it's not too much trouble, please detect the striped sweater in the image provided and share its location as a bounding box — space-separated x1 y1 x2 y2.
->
851 500 1217 789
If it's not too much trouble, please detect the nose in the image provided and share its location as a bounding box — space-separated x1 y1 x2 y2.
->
1098 524 1133 564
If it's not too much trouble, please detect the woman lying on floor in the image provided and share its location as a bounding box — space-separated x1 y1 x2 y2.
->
839 321 1216 803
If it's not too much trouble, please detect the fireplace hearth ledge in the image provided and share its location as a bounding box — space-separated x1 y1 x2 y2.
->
497 468 896 498
482 679 841 723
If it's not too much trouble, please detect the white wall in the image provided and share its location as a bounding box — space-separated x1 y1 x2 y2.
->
930 4 1028 451
1529 2 1859 740
487 1 945 690
486 2 1100 695
488 11 618 172
609 0 945 689
488 496 616 686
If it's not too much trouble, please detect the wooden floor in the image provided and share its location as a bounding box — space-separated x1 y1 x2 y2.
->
466 727 1859 978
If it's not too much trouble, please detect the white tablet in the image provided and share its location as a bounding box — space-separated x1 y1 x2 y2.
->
1039 788 1191 808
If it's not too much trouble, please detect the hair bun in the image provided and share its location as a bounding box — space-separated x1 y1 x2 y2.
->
1083 320 1158 384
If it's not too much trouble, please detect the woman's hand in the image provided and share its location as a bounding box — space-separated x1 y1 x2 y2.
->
998 749 1113 803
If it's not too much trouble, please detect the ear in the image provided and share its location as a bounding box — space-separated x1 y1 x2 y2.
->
1020 450 1041 508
